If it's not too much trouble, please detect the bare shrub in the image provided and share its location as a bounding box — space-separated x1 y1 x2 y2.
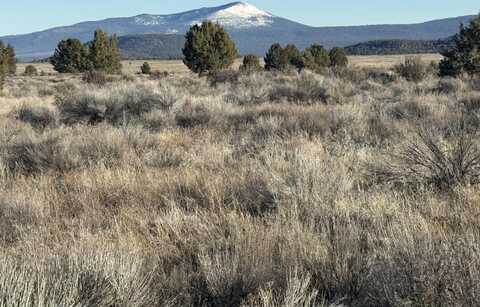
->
0 198 35 246
279 109 351 139
365 110 396 146
434 77 465 94
388 99 431 120
3 132 77 175
330 67 396 84
175 103 211 128
269 72 328 104
23 65 38 77
369 127 480 189
394 56 428 83
243 271 319 307
150 70 170 80
460 92 480 113
15 104 57 129
83 70 108 86
208 69 240 86
0 252 157 307
56 83 178 125
364 237 480 307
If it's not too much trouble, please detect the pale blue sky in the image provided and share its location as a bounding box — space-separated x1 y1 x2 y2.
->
1 1 478 36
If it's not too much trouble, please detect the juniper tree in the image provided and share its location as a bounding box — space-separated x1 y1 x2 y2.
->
303 44 330 71
0 42 16 91
283 44 305 71
89 29 122 74
5 44 16 75
50 38 91 73
141 62 152 75
182 21 238 75
0 41 16 75
264 43 288 71
440 14 480 77
329 47 348 67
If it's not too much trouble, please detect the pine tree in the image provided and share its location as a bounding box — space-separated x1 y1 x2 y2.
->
264 43 288 71
303 44 330 71
440 14 480 77
50 38 91 73
183 21 238 75
329 47 348 67
89 29 122 74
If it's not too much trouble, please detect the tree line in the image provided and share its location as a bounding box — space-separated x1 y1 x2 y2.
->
50 29 122 74
181 21 349 75
181 17 480 77
2 13 479 81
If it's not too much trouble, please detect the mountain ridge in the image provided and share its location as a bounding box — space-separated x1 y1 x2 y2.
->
0 2 475 60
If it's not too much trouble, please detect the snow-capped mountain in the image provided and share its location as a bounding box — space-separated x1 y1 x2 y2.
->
0 2 475 60
131 2 274 29
133 2 274 28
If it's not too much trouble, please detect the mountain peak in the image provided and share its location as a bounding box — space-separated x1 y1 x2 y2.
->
205 1 274 28
218 2 273 18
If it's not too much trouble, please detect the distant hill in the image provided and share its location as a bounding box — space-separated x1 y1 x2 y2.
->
0 2 475 60
118 34 185 59
345 36 456 55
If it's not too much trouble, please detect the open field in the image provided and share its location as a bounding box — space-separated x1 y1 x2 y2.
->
1 58 480 306
18 53 443 76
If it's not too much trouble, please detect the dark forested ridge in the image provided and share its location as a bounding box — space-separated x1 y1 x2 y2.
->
344 36 456 55
117 34 185 59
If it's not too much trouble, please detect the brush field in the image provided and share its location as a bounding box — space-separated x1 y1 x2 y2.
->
1 55 480 306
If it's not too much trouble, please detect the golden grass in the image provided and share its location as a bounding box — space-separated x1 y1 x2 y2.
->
0 60 479 306
18 53 443 76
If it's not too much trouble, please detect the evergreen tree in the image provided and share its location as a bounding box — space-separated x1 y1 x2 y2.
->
283 44 305 71
264 43 288 71
141 62 152 75
50 38 91 73
89 29 122 74
329 47 349 67
440 14 480 77
0 42 6 90
5 44 16 75
107 34 122 74
183 21 238 74
303 44 330 71
0 41 16 75
0 41 16 90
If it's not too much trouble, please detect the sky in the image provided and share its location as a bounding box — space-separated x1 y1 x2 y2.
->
0 0 478 36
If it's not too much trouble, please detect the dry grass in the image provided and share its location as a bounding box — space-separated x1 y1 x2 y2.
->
0 56 479 306
16 53 442 76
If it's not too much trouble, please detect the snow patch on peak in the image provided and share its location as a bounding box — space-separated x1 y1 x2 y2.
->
216 2 273 19
135 15 165 26
208 2 274 28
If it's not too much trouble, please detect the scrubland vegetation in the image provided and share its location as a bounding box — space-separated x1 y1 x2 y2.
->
0 56 479 306
0 13 478 307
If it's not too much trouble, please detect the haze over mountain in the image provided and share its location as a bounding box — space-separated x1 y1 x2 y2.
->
0 2 475 60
